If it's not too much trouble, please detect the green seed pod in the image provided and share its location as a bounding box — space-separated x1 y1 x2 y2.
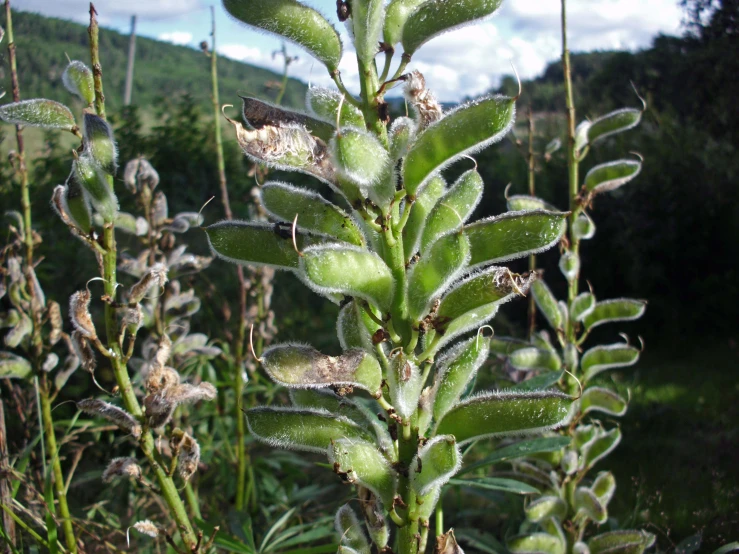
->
506 194 557 212
584 159 642 195
509 347 561 372
420 169 483 253
383 0 426 45
54 182 92 231
331 127 389 188
564 343 579 373
581 387 628 417
337 300 381 352
559 251 580 282
466 210 568 269
508 533 564 554
0 351 31 379
591 471 616 505
531 330 556 353
525 496 567 523
403 175 445 260
588 108 642 145
432 334 491 422
403 94 514 196
402 0 504 57
386 352 423 420
223 0 342 72
531 279 562 332
574 487 607 524
306 86 365 129
435 390 572 444
389 116 417 161
428 302 501 361
581 343 640 382
83 112 118 174
436 266 534 330
572 212 595 240
410 435 461 496
73 154 118 222
561 449 579 475
573 542 589 554
335 505 371 554
583 299 646 329
488 336 528 356
407 231 470 321
245 407 374 454
588 531 655 554
261 343 382 394
62 60 95 105
574 120 591 155
206 220 324 272
0 99 76 131
329 439 396 507
261 182 364 246
571 292 595 322
350 0 384 64
241 96 336 143
581 427 621 471
301 244 395 310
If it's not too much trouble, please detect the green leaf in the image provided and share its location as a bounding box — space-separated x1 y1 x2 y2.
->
509 347 562 372
223 0 342 71
73 153 118 222
206 220 321 271
260 182 364 246
301 244 395 310
306 87 365 129
420 170 483 253
407 232 470 320
402 0 504 57
0 99 76 130
335 505 370 554
506 195 557 212
411 435 461 496
448 477 538 495
403 94 514 196
531 279 562 332
512 371 564 391
62 60 94 104
457 436 571 475
591 471 616 505
581 427 621 471
241 96 335 143
245 407 374 454
588 531 655 554
571 292 596 322
336 300 380 353
466 210 568 269
0 352 32 379
435 390 572 444
82 112 118 174
261 344 382 394
436 266 533 329
403 175 446 260
581 387 628 417
384 0 427 45
584 159 642 195
525 495 567 523
329 440 396 507
432 334 491 422
581 343 640 382
574 487 607 524
587 108 642 145
584 299 646 329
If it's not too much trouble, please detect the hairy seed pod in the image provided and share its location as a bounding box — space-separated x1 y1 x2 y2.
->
404 71 443 130
102 457 142 482
123 157 159 193
71 330 96 372
146 365 180 394
329 439 396 507
241 96 335 143
69 290 96 339
356 486 389 548
62 60 95 105
73 153 119 222
410 435 461 496
0 99 76 131
165 382 217 405
143 393 176 429
41 353 59 372
51 184 91 232
47 301 63 345
132 520 159 538
83 112 118 174
4 313 31 348
331 127 389 188
129 263 168 304
171 429 200 480
436 529 465 554
153 335 172 370
350 0 384 64
384 0 426 45
306 86 365 129
77 398 142 438
151 191 168 226
335 504 371 553
389 116 417 161
121 304 144 335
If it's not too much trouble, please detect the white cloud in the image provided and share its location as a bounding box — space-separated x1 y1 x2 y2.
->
158 31 193 45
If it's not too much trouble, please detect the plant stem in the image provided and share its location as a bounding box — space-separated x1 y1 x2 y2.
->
88 7 198 548
526 104 537 340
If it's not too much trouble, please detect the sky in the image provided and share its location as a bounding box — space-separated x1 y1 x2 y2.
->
16 0 685 102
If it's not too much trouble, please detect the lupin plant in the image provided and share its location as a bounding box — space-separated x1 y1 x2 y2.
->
206 1 580 552
489 2 655 553
0 8 217 550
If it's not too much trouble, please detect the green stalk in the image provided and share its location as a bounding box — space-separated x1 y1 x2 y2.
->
526 105 537 340
88 8 197 549
6 3 78 551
